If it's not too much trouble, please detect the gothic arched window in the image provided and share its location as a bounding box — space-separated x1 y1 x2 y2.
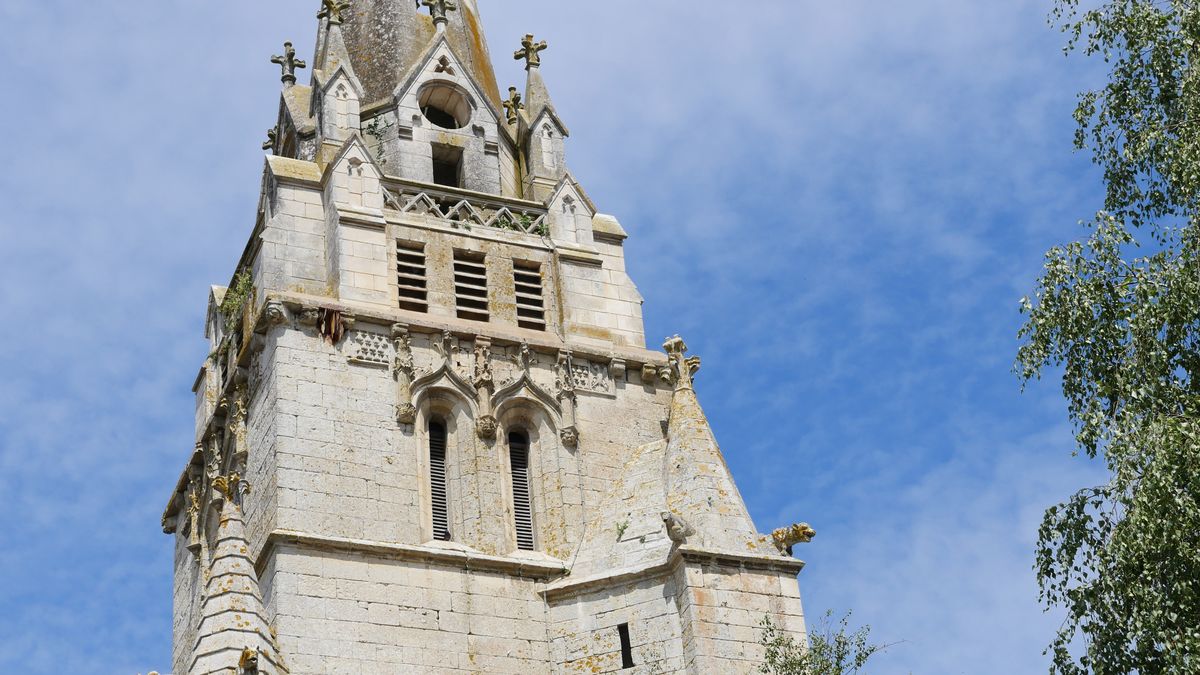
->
429 419 451 541
508 430 535 550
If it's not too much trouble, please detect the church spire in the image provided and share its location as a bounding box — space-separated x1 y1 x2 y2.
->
325 0 500 108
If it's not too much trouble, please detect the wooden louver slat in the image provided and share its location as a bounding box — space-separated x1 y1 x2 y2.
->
454 252 490 322
429 421 450 542
509 432 534 551
397 242 428 313
513 264 545 331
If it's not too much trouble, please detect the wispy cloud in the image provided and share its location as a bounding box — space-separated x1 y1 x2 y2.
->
0 1 1106 672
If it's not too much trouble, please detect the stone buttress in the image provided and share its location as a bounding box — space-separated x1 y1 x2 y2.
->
161 2 812 673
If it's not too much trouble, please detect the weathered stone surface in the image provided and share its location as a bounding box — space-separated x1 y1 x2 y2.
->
163 2 808 673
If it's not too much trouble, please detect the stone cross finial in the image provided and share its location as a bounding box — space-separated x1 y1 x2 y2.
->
502 87 524 124
514 34 548 69
317 0 351 24
421 0 458 28
271 42 307 86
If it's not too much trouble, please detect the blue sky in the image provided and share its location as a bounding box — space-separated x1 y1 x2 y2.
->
0 1 1110 673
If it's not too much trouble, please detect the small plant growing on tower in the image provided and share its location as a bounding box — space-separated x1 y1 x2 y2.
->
615 519 630 540
220 269 255 331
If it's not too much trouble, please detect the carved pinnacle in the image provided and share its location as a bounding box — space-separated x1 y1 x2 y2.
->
502 87 524 124
663 335 701 391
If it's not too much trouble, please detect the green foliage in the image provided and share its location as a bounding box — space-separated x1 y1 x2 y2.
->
758 612 884 675
220 269 254 328
1018 1 1200 671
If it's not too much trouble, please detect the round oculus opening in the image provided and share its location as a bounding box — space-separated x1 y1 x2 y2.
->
419 83 472 130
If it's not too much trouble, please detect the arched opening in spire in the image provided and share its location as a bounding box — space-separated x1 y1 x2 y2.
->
418 82 472 130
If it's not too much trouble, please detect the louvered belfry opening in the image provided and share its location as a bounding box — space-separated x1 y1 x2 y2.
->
509 431 535 551
428 420 451 542
513 261 546 331
396 241 428 313
453 251 490 322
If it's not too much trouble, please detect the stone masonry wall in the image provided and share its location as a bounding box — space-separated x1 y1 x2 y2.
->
265 546 551 674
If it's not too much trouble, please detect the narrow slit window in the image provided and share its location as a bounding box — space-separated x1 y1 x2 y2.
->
429 420 450 542
618 623 635 669
509 431 534 551
396 241 428 313
513 261 546 332
454 251 490 322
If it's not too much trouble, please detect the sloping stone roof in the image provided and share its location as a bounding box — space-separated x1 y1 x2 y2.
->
340 1 501 108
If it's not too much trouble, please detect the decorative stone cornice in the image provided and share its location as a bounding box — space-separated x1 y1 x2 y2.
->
260 530 569 580
540 545 805 601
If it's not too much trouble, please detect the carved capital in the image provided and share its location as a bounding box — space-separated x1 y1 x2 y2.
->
560 426 579 448
396 403 418 426
211 472 247 503
476 415 499 440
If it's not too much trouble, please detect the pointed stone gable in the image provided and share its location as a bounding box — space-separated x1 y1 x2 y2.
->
663 337 776 556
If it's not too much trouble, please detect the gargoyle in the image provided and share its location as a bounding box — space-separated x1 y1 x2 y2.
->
772 523 816 557
662 512 695 546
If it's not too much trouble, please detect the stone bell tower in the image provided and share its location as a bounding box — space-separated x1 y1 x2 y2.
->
160 1 811 672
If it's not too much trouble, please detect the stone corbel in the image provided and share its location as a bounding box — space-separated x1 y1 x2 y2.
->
474 337 498 440
555 350 580 448
298 308 321 327
609 358 627 381
392 324 417 425
263 299 291 330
